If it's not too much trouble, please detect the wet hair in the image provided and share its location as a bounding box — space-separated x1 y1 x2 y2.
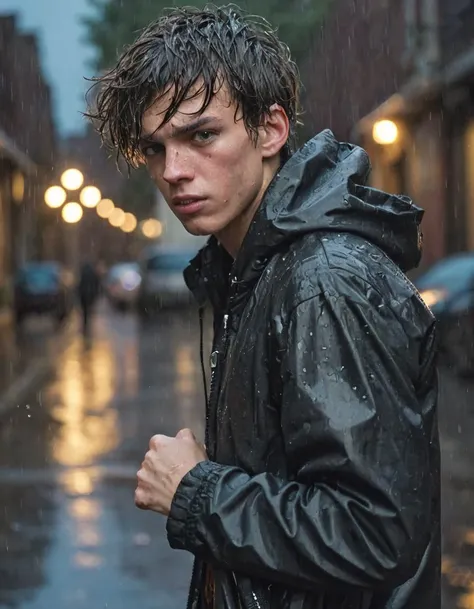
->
87 4 301 167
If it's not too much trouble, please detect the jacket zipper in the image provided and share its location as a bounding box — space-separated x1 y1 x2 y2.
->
207 313 229 459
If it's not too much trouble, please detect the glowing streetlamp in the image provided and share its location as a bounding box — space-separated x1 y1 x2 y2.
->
121 213 137 233
96 198 114 218
108 208 126 227
61 168 84 191
80 185 102 208
372 120 398 145
141 218 163 239
45 185 67 208
62 202 83 224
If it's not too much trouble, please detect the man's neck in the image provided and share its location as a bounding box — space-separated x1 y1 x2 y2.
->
216 160 280 259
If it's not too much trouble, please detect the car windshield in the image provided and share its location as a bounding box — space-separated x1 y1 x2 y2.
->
108 263 139 280
416 254 474 292
19 264 59 290
146 253 192 272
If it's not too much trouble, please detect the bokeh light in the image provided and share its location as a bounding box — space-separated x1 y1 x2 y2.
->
62 202 83 224
60 168 84 190
45 185 67 208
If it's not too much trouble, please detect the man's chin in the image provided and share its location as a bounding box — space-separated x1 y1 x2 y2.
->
180 219 214 237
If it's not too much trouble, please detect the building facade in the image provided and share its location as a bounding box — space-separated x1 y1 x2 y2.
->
301 0 474 271
0 14 57 311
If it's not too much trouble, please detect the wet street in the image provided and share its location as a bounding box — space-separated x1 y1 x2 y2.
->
0 305 206 608
0 303 473 608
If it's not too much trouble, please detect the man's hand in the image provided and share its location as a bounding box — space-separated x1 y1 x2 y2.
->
135 428 208 516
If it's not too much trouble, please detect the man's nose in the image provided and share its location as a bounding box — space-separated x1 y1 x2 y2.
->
162 149 194 184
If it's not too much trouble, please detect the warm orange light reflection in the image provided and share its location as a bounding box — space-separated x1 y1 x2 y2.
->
175 345 196 397
73 551 103 568
75 525 102 547
51 339 118 466
458 586 474 609
60 469 94 495
68 497 101 520
465 530 474 546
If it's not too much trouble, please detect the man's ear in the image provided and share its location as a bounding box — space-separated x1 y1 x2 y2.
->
259 104 290 159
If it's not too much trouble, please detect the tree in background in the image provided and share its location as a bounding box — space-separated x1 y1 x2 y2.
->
83 0 332 216
85 0 331 69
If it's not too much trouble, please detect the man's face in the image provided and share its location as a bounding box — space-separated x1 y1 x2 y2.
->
140 86 273 239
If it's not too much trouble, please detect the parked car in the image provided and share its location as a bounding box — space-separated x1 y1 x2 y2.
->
415 252 474 375
137 247 197 317
13 262 74 327
104 262 141 311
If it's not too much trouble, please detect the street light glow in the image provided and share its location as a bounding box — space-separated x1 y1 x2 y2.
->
80 185 102 208
62 202 83 224
109 208 126 227
372 119 398 145
121 213 137 233
141 218 163 239
44 185 67 208
61 169 84 190
96 198 115 218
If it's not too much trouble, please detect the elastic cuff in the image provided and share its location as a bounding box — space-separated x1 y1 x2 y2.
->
166 460 226 551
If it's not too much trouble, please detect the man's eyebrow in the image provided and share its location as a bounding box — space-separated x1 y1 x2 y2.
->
140 116 221 143
171 116 221 136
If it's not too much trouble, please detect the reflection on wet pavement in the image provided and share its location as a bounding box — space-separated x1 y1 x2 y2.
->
0 305 206 608
439 370 474 609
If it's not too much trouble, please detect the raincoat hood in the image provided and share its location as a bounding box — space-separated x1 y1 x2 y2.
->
236 129 423 281
186 130 424 308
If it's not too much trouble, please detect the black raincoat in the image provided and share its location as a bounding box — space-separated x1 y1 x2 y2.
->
167 130 440 609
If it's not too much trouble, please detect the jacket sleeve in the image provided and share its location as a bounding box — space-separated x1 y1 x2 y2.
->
166 279 435 591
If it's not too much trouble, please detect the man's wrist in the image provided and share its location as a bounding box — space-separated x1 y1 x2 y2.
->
166 461 226 552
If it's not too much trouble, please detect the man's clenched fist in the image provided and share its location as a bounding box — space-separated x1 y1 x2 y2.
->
135 428 208 516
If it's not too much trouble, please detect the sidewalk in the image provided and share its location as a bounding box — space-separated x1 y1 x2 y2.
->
0 310 74 415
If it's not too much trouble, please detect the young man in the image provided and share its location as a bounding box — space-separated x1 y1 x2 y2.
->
90 6 440 609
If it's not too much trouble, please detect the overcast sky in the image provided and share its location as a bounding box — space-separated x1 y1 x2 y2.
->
0 0 96 136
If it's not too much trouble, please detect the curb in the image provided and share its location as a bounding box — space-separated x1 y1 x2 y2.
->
0 317 75 417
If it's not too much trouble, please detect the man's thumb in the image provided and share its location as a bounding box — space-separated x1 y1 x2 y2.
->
176 428 195 440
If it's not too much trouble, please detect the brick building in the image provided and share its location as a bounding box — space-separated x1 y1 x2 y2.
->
0 14 58 311
301 0 474 270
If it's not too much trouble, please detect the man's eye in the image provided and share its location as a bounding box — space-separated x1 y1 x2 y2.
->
142 144 163 158
193 131 216 143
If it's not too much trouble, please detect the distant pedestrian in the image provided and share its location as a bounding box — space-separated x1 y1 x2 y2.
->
77 262 101 335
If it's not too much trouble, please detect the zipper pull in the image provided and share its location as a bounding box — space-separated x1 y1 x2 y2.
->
223 314 229 330
210 351 219 369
